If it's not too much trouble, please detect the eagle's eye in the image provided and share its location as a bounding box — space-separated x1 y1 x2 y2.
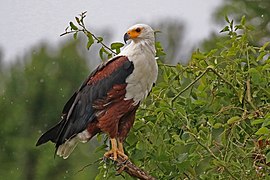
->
135 28 141 33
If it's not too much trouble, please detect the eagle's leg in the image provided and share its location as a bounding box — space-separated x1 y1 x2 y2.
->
117 139 128 160
118 140 124 154
104 138 118 160
104 138 128 161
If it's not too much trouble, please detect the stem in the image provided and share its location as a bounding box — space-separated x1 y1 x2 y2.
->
171 67 210 104
83 28 116 55
208 67 257 111
244 47 257 110
188 131 238 180
60 20 116 55
158 63 177 68
246 79 252 103
207 67 237 93
171 65 257 110
75 158 102 175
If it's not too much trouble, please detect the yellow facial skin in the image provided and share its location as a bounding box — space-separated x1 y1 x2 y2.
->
124 27 143 43
127 27 142 38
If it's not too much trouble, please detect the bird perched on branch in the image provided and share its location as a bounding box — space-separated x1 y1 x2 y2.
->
36 24 158 160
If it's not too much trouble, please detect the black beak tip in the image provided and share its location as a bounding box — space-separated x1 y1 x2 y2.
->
124 33 129 44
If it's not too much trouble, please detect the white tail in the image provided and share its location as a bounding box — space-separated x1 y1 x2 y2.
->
56 130 91 159
56 137 79 159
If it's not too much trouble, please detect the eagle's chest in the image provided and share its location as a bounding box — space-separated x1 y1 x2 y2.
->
124 54 158 104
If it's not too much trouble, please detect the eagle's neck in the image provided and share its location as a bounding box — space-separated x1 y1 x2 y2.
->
120 38 156 58
120 38 158 105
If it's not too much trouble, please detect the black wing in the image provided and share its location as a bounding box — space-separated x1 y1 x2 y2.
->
36 56 134 149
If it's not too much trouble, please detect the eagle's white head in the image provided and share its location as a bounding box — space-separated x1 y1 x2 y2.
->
124 24 155 44
121 24 156 56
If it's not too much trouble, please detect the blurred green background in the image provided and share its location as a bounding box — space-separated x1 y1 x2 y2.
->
0 40 104 179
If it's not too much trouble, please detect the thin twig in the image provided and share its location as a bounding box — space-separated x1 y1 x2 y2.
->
214 105 245 118
60 30 83 37
74 156 156 180
207 67 237 94
60 13 116 55
74 158 102 175
171 65 257 111
83 29 117 55
158 62 177 68
208 67 257 110
171 67 210 104
246 79 252 103
187 131 238 180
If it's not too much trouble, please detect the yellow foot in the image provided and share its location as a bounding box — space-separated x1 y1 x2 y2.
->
104 138 128 161
104 149 128 161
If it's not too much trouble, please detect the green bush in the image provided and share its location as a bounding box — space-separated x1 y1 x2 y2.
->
95 16 270 179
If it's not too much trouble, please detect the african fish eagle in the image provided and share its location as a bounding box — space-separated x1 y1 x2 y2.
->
36 24 158 160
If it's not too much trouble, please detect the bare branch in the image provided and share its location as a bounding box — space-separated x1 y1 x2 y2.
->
108 156 156 180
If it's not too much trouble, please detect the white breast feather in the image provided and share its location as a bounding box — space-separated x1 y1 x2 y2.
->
120 41 158 105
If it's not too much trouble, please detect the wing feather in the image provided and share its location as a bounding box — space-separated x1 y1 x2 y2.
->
36 56 134 149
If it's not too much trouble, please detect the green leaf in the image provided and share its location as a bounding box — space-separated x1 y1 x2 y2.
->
266 151 270 163
111 42 124 49
99 47 110 61
227 116 241 125
235 25 243 31
255 127 269 135
262 118 270 127
206 49 218 57
262 64 270 71
192 51 205 60
69 21 78 30
248 68 261 84
257 51 267 61
220 26 230 33
251 119 264 126
73 32 78 40
107 53 112 59
240 15 246 25
155 41 166 57
213 123 223 129
135 141 144 150
96 36 103 43
259 41 270 52
225 15 230 23
230 19 234 30
99 47 105 60
110 42 124 54
177 153 188 163
86 33 94 50
75 17 80 24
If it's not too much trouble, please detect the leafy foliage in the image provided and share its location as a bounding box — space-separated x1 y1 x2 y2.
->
61 11 122 61
0 41 102 180
214 0 270 47
95 17 270 179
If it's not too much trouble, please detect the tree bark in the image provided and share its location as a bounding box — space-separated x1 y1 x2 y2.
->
112 156 156 180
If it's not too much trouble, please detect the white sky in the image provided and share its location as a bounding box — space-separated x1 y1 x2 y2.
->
0 0 222 63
